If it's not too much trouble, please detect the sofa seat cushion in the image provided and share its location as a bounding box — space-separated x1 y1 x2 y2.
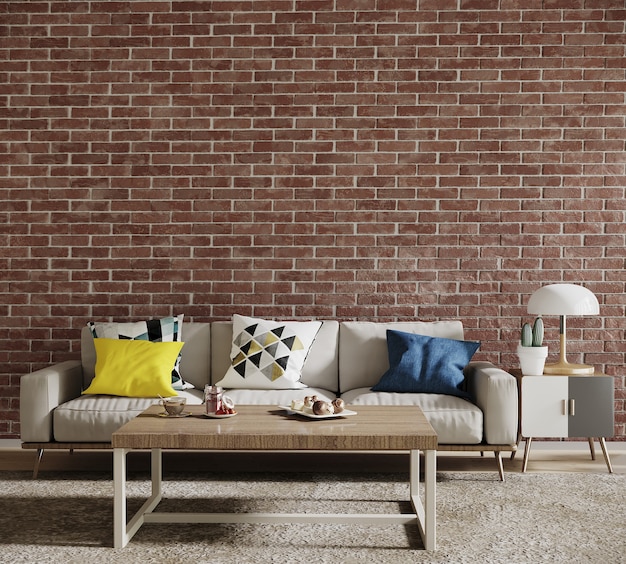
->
53 389 203 442
341 388 483 444
221 387 336 406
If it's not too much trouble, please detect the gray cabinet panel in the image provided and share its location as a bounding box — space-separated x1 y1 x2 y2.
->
568 377 614 438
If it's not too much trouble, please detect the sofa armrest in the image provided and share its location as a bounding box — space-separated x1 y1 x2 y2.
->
465 361 518 446
20 360 84 442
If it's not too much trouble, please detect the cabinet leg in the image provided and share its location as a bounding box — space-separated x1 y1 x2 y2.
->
599 438 614 474
522 438 533 473
587 438 596 461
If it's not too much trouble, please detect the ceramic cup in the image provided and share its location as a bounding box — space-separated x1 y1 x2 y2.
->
161 396 187 416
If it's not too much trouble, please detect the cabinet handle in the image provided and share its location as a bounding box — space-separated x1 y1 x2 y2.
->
568 398 575 416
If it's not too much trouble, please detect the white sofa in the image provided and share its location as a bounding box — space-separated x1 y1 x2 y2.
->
20 320 518 479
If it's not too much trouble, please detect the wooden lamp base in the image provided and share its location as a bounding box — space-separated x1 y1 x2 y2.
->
543 361 595 375
544 331 595 375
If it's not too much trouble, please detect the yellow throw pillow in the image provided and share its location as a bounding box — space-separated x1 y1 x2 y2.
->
83 338 184 398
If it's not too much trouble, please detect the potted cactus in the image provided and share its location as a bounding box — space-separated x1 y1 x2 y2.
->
517 317 549 375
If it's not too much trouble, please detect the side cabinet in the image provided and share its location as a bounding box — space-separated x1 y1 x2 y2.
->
520 374 614 472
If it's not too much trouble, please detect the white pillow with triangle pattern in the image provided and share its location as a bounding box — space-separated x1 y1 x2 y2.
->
215 314 322 390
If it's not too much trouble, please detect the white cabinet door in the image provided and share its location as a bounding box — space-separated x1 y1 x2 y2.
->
521 376 568 437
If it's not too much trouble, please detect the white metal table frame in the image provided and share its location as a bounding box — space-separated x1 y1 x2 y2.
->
113 447 436 551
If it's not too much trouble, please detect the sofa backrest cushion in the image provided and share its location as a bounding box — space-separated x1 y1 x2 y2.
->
177 323 212 390
338 321 465 393
81 323 212 391
211 320 340 393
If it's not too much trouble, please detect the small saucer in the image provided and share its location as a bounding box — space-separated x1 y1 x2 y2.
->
158 411 192 418
202 411 237 419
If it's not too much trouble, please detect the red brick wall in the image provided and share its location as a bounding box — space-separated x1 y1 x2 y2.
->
2 1 625 439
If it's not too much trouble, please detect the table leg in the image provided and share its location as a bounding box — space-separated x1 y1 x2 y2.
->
114 448 434 550
410 449 436 551
113 447 163 548
151 447 162 499
424 449 436 551
113 448 128 549
410 448 420 498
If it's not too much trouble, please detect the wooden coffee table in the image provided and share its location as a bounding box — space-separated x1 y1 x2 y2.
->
111 404 438 550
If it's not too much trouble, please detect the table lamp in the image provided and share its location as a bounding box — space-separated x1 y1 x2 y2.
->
527 283 599 375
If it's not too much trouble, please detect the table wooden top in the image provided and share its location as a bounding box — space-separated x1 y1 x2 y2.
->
111 404 437 451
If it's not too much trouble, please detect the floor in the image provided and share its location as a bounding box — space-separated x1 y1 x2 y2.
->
1 439 624 476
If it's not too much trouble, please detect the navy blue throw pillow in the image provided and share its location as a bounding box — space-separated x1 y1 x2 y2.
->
372 330 480 399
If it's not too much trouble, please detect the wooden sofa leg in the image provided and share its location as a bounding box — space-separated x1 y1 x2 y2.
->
33 448 44 479
495 451 504 481
511 432 522 460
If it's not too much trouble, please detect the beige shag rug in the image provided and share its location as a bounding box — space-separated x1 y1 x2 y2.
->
0 470 624 564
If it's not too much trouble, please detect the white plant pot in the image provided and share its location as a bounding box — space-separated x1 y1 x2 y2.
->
517 344 548 376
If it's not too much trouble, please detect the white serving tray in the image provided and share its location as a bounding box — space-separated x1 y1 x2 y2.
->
278 406 357 420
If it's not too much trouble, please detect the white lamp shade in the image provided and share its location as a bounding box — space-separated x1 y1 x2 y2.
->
527 284 599 316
